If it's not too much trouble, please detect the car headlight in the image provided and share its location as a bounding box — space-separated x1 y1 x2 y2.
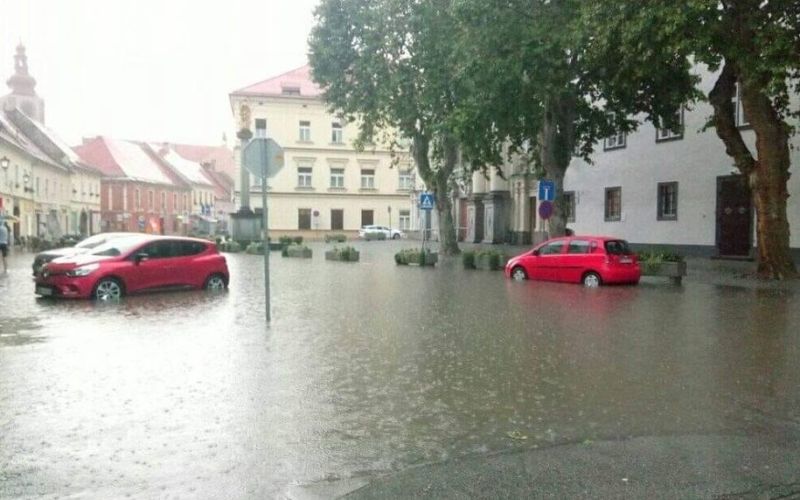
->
66 263 100 277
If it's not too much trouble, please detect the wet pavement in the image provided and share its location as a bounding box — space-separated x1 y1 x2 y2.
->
0 241 799 498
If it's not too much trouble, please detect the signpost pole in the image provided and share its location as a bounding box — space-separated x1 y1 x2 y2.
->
262 170 270 324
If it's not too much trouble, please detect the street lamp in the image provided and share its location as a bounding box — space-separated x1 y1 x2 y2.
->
1 156 9 188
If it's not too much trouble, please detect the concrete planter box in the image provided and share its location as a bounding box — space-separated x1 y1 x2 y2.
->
325 250 360 262
396 251 438 266
283 246 313 259
641 261 687 284
474 254 509 271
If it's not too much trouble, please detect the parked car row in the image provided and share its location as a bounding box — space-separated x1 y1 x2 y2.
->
358 225 404 240
34 233 229 301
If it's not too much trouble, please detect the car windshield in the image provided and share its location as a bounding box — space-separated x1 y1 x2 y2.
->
89 236 148 257
75 233 117 249
604 239 633 255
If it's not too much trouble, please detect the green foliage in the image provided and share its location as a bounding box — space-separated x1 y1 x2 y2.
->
395 248 437 266
328 245 359 261
245 242 265 254
325 233 347 243
279 236 293 247
462 250 476 269
637 249 685 264
293 236 303 245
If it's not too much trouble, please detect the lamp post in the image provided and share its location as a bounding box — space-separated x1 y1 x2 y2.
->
1 156 9 189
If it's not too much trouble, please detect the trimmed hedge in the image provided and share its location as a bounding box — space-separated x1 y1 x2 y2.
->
395 248 438 266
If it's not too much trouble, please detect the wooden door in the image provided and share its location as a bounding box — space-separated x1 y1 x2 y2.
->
716 175 752 257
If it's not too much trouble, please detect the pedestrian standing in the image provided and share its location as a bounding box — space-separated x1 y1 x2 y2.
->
0 221 9 273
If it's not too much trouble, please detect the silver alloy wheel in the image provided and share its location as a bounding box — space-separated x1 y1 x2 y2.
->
511 267 527 281
583 273 601 288
205 275 226 290
94 279 122 301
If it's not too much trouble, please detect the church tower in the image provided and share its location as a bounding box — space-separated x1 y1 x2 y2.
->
1 44 45 123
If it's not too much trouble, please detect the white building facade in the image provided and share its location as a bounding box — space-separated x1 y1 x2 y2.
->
229 65 418 238
473 67 800 259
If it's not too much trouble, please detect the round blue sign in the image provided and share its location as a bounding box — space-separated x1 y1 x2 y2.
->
538 200 554 220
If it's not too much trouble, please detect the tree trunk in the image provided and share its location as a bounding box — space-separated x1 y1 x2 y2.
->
412 133 460 256
709 62 797 279
538 97 574 238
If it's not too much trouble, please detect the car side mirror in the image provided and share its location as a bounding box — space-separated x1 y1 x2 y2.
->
134 253 149 264
531 249 540 256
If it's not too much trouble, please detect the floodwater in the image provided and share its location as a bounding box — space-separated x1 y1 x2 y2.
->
1 241 798 498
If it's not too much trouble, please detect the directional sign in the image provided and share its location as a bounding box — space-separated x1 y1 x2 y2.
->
419 193 435 211
243 137 285 178
538 200 554 220
538 179 555 202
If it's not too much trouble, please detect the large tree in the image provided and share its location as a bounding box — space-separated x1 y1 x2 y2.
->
451 0 697 238
309 0 466 255
583 1 800 279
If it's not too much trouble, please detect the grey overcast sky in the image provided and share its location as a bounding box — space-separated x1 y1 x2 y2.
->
0 0 320 147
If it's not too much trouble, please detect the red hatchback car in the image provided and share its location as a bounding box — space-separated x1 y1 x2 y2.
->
34 234 230 300
504 236 640 287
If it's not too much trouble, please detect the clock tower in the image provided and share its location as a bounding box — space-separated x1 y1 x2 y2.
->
1 44 45 123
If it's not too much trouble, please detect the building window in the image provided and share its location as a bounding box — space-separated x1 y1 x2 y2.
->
173 193 178 211
299 120 311 142
603 132 626 151
183 194 188 211
148 190 154 210
562 191 576 223
360 169 375 189
255 118 267 138
160 192 166 211
331 121 343 144
361 209 374 227
331 209 344 230
399 209 410 230
656 108 684 142
298 208 311 230
657 182 678 221
298 167 313 188
330 168 345 188
398 170 413 191
135 189 141 209
604 187 621 221
733 83 751 128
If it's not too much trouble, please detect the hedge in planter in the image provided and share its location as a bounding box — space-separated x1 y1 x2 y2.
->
395 248 438 266
325 246 360 262
325 233 347 243
282 244 313 258
245 241 266 254
463 249 507 270
220 241 242 253
637 250 687 284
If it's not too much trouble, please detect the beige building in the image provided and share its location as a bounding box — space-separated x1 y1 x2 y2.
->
0 46 102 242
229 65 416 238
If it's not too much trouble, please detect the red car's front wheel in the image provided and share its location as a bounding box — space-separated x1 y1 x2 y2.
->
511 266 528 281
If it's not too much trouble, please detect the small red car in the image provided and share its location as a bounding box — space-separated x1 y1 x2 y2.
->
504 236 640 287
34 234 229 300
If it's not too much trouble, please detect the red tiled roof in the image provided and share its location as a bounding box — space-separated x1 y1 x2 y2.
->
171 143 235 179
73 137 125 177
231 64 322 98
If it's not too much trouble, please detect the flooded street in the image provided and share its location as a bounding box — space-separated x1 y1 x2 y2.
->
1 241 799 498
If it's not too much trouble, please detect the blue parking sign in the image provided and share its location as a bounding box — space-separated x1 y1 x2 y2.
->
538 180 555 201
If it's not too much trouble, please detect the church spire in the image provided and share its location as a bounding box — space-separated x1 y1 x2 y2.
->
7 43 37 97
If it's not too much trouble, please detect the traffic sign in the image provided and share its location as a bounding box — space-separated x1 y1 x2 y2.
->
538 179 555 201
243 138 285 178
419 193 435 210
538 200 554 220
